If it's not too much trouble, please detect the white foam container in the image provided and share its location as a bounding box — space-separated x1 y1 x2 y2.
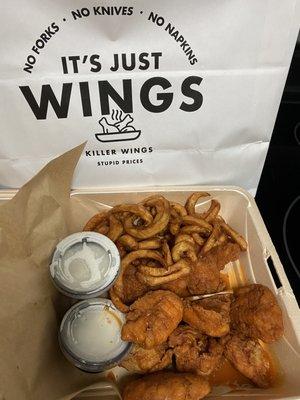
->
70 186 300 400
1 187 300 399
0 189 17 201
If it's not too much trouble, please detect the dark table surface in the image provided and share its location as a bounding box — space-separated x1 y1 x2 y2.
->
256 42 300 304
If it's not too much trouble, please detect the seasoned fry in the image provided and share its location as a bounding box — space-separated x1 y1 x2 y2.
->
170 201 188 217
220 222 247 251
201 223 220 255
107 214 124 242
111 204 153 225
138 238 162 250
97 225 110 235
149 206 157 217
169 208 181 235
83 211 109 232
138 260 189 277
162 240 173 266
138 265 175 277
169 202 186 235
185 192 210 216
170 223 180 235
124 196 170 239
159 231 172 242
172 241 197 263
175 233 195 245
192 233 205 246
110 287 129 313
117 234 139 251
182 215 212 232
169 222 180 236
180 225 209 235
217 233 228 245
201 200 221 222
116 241 127 258
137 260 190 286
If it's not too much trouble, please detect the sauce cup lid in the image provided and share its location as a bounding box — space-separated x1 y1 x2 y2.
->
50 232 120 299
59 298 131 372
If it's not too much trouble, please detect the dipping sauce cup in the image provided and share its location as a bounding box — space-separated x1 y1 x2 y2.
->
59 298 131 372
50 232 120 299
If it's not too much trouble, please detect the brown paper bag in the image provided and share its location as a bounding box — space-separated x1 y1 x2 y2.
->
0 144 115 400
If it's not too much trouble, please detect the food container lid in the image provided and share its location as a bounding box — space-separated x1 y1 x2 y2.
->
59 298 131 373
50 232 120 299
71 381 122 399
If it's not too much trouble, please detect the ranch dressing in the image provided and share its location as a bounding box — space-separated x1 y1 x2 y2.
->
59 299 131 372
50 232 120 299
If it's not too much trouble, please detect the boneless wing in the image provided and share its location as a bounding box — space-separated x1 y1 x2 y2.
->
230 284 284 343
187 256 226 295
169 325 223 376
224 334 274 388
121 290 183 348
183 294 231 337
123 371 211 400
205 242 240 270
120 343 172 373
122 264 150 303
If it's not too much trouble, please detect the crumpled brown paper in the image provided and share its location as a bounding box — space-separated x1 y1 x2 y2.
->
0 144 116 400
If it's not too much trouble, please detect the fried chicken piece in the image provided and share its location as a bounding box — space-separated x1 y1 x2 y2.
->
123 371 211 400
120 343 172 373
121 290 183 348
160 276 190 297
230 284 284 343
169 325 224 376
205 242 240 270
224 334 274 388
183 294 231 337
123 264 150 303
187 256 226 295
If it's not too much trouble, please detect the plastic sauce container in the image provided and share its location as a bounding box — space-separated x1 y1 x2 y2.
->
59 298 131 372
50 232 120 299
72 381 122 399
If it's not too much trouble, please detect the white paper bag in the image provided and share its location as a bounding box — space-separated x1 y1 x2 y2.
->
0 0 299 192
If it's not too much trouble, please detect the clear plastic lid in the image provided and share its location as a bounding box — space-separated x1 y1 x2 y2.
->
50 232 120 298
59 298 131 372
71 381 122 399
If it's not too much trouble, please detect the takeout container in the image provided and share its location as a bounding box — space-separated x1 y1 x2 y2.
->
69 186 300 400
1 186 299 399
